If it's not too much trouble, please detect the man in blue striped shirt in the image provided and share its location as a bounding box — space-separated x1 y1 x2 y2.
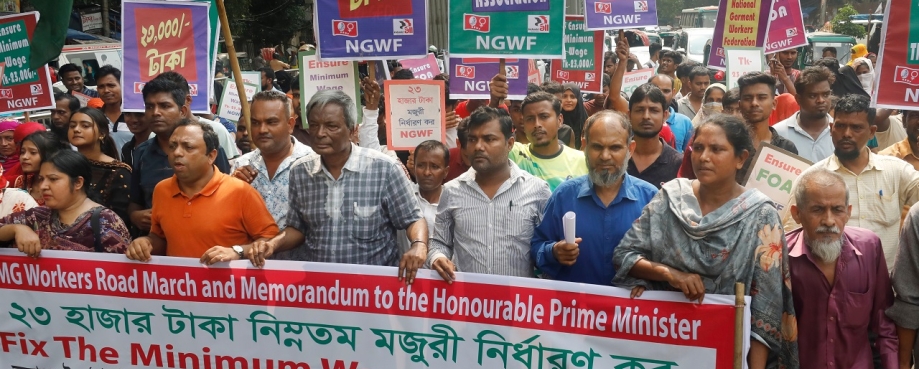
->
531 111 658 285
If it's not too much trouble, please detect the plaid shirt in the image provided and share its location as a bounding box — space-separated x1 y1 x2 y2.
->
286 144 422 266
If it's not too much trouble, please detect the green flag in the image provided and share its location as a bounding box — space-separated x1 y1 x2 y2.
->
29 0 75 69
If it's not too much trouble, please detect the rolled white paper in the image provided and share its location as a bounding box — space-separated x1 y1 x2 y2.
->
563 211 576 244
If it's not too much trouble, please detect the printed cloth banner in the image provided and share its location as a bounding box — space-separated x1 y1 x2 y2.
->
314 0 429 60
872 0 919 110
121 0 211 113
583 0 659 30
763 0 807 53
708 0 773 70
398 53 442 80
448 56 530 100
447 0 565 58
0 250 750 369
385 79 446 150
0 12 54 115
550 16 605 94
299 50 361 128
742 142 811 211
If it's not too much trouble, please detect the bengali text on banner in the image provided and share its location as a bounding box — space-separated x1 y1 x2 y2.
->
0 250 750 369
314 0 429 60
121 0 211 113
708 0 773 70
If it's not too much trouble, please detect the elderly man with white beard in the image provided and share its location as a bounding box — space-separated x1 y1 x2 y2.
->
786 168 897 369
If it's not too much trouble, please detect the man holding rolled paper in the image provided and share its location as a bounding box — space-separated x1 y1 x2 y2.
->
531 110 657 285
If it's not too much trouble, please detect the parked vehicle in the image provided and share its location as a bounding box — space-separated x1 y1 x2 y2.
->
675 28 715 63
794 32 857 69
679 6 718 28
53 43 122 91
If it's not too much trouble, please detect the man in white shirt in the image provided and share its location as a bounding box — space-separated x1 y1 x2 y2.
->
773 66 835 162
784 95 919 269
398 140 449 252
428 107 551 280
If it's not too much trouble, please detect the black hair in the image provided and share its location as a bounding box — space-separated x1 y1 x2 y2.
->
694 114 754 158
660 51 683 66
813 57 840 75
96 65 121 82
260 67 275 80
71 107 120 159
649 42 662 56
175 118 220 154
251 90 292 119
54 93 80 113
157 71 192 95
392 69 415 80
290 76 300 91
602 73 611 88
20 131 69 179
676 60 701 79
649 74 675 89
834 94 877 125
794 66 832 95
142 74 187 107
526 83 541 95
414 139 450 166
737 72 776 97
540 81 564 95
822 47 837 57
723 87 741 107
457 117 470 148
521 91 561 115
58 63 81 77
688 66 710 81
43 150 93 193
467 106 512 140
629 84 668 111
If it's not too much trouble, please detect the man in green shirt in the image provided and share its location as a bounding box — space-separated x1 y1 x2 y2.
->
510 91 588 191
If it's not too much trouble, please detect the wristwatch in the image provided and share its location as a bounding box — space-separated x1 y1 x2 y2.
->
232 245 245 258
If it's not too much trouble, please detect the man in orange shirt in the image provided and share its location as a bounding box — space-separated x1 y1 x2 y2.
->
125 119 279 262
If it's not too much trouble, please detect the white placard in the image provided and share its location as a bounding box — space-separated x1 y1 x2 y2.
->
742 143 812 211
298 50 360 127
217 80 258 123
385 80 446 151
622 69 655 98
725 48 765 90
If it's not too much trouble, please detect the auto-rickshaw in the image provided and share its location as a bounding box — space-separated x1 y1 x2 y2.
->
794 32 857 69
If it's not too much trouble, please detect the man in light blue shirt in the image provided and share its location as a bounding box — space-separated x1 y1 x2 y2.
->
532 111 658 285
650 74 693 152
773 66 835 163
231 91 314 260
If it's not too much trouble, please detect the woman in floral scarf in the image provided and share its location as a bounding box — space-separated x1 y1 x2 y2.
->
614 114 799 369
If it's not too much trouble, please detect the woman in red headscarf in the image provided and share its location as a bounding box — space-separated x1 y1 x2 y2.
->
0 119 22 185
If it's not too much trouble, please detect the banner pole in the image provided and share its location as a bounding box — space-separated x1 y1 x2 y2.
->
499 58 506 76
215 0 249 132
734 282 745 369
23 112 30 121
368 61 376 82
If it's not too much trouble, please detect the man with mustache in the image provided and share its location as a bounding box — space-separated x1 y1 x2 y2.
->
51 93 79 145
397 140 448 253
773 66 835 163
531 110 657 285
247 90 429 285
889 199 919 369
125 119 279 262
783 95 919 270
509 91 587 191
429 107 551 281
626 84 681 189
786 168 896 369
230 91 314 260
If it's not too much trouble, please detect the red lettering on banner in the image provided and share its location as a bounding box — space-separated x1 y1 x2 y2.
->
134 8 198 81
337 0 412 18
322 359 360 369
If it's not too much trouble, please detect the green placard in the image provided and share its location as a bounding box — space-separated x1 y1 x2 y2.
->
563 18 597 71
447 0 565 59
0 20 38 85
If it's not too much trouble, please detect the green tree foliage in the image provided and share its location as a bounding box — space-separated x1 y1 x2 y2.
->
658 0 684 26
832 5 866 38
235 0 307 47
